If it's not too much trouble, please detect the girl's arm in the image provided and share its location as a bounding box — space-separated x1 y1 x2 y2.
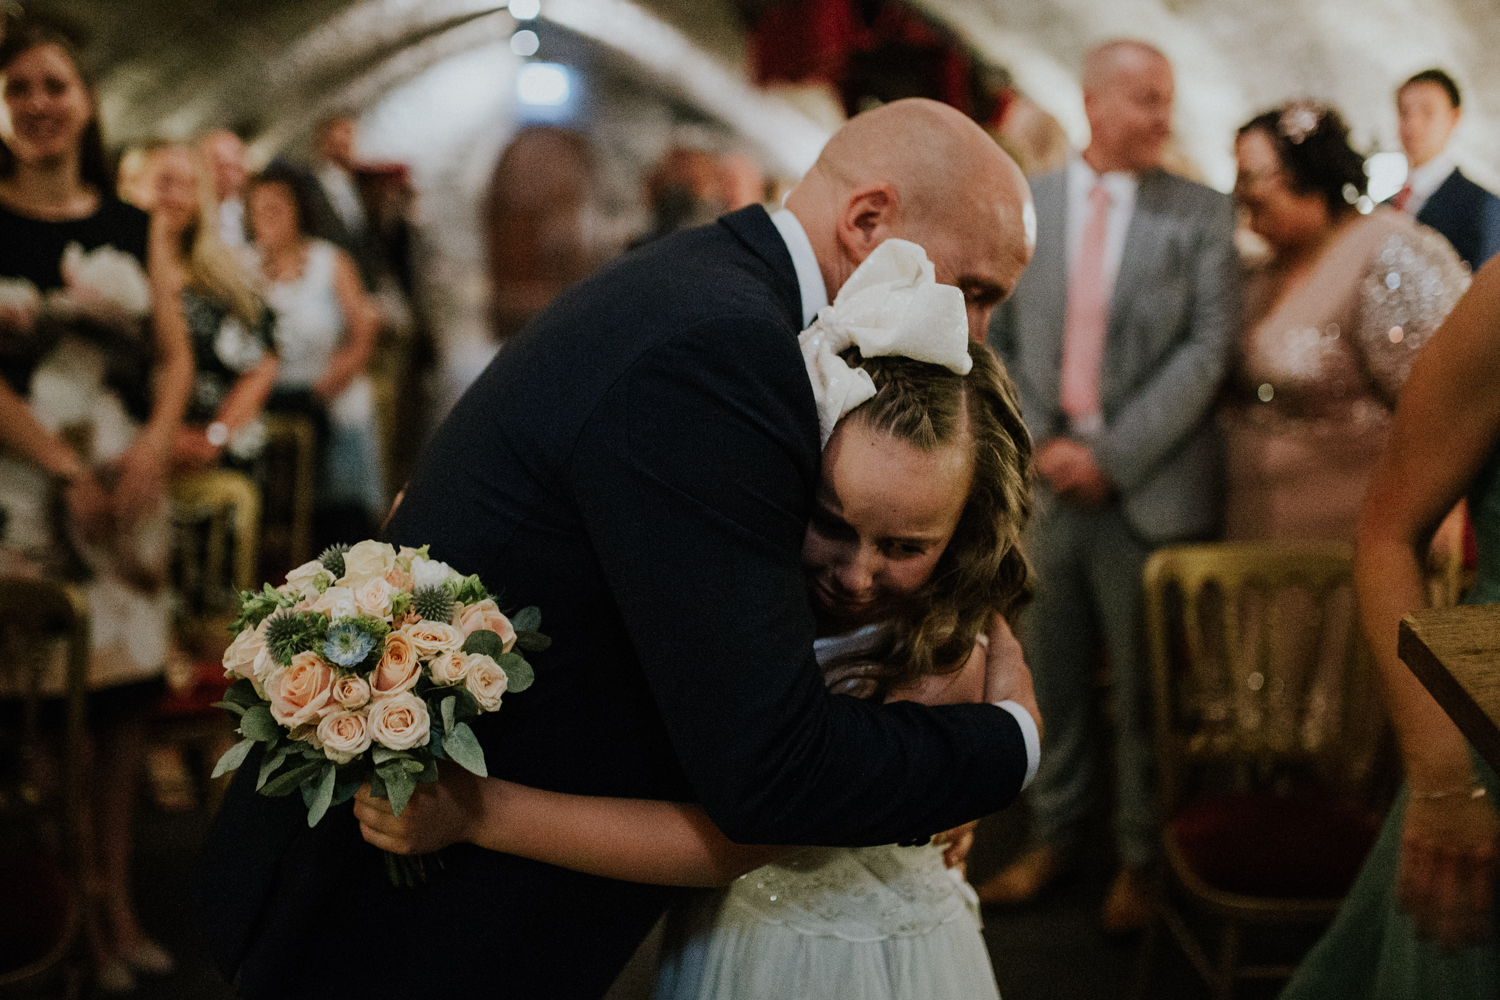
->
1354 253 1500 950
313 249 378 402
354 771 786 887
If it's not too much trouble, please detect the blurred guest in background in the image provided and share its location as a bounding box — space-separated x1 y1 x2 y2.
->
630 146 728 249
200 128 251 251
1392 70 1500 272
719 150 767 211
982 39 1239 931
115 139 169 211
484 126 603 340
1283 255 1500 1000
1222 102 1467 546
304 113 381 291
150 144 277 473
0 17 192 991
247 165 381 549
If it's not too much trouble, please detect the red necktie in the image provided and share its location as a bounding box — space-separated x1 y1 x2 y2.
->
1060 181 1113 429
1392 183 1414 213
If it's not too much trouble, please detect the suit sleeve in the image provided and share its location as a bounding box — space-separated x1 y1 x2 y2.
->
569 316 1030 845
1477 191 1500 271
1090 193 1240 493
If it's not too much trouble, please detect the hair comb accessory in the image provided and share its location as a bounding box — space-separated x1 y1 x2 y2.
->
1278 102 1324 145
798 239 971 446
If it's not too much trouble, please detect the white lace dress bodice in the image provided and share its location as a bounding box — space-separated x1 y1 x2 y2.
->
651 628 1001 1000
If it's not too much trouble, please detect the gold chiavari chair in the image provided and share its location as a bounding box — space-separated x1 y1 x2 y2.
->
262 414 317 572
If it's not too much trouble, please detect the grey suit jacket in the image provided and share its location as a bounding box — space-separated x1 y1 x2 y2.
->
990 166 1240 544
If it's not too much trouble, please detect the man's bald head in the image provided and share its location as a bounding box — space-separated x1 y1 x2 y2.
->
1080 40 1174 174
785 98 1034 341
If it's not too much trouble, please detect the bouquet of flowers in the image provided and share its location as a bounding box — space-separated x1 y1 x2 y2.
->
211 540 547 882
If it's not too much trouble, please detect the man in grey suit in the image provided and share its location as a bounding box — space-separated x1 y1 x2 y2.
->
979 39 1239 931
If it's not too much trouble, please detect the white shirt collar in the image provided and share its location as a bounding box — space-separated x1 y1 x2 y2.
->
770 208 829 329
1407 149 1457 202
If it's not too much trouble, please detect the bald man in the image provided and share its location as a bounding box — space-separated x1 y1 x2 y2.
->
983 40 1239 930
201 99 1041 998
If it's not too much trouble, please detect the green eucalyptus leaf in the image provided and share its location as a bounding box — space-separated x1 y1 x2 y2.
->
224 678 261 707
440 695 456 736
212 700 247 717
513 630 551 653
402 758 425 774
211 737 255 778
511 606 541 632
238 704 281 742
443 721 487 777
461 629 506 660
385 767 417 816
257 743 292 790
453 686 480 721
369 769 388 800
372 746 403 765
305 763 337 827
496 653 534 694
415 752 440 784
260 760 324 797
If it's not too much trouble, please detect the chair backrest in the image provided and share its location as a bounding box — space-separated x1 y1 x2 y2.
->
171 469 261 657
1144 542 1389 820
262 414 317 570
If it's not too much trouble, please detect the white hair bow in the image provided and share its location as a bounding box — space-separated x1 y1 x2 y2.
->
799 238 971 447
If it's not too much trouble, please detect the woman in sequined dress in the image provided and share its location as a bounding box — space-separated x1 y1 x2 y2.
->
1223 103 1467 545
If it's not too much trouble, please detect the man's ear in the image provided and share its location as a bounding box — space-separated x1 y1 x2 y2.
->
835 182 899 268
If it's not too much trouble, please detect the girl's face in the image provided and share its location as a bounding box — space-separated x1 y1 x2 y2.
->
1 44 93 168
803 418 973 628
1233 127 1331 250
249 182 299 251
153 148 199 238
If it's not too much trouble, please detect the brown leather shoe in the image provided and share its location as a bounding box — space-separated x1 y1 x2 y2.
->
976 844 1070 906
1101 866 1153 933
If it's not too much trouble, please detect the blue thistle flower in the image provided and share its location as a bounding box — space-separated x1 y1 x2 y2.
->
324 622 377 667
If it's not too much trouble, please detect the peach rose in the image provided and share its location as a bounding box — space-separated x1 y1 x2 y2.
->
331 672 371 710
341 540 397 587
465 653 508 711
222 622 266 680
354 576 395 620
367 693 431 751
317 709 373 763
384 566 412 591
282 558 330 600
370 630 421 698
267 651 337 727
427 650 471 687
309 586 357 621
404 621 465 658
453 599 516 653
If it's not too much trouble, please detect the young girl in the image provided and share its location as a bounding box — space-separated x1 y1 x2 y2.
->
356 241 1035 999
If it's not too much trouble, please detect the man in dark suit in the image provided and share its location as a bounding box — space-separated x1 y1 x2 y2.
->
199 99 1040 999
979 40 1239 931
1393 69 1500 271
302 113 383 290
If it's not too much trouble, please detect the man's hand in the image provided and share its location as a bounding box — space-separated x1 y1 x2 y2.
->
354 766 483 855
982 615 1042 744
932 820 979 876
1036 437 1113 507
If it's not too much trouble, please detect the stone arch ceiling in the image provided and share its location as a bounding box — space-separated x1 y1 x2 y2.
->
41 0 1500 191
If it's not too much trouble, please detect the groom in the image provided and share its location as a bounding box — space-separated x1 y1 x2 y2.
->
200 99 1039 998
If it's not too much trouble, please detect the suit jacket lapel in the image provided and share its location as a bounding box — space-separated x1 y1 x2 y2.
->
719 205 804 334
1102 170 1166 406
1029 172 1070 407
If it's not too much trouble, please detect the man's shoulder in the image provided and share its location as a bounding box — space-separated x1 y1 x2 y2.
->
1445 169 1500 207
1142 169 1230 211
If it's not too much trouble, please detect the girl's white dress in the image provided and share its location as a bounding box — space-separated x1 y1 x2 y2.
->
652 628 1001 1000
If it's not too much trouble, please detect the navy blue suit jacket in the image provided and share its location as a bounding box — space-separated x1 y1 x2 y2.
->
1416 168 1500 271
197 206 1029 999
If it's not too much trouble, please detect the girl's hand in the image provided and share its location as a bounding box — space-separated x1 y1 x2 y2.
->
0 301 36 337
932 820 978 876
1399 791 1500 950
355 766 483 855
111 435 167 529
64 470 114 545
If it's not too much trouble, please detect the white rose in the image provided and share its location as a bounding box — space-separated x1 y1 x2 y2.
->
404 621 465 658
353 576 395 620
427 650 471 687
222 624 265 681
308 586 357 622
317 710 373 763
465 653 508 711
366 693 431 751
341 540 397 587
283 559 330 599
410 555 458 591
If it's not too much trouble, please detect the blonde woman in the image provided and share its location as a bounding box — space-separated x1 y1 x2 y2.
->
149 144 277 471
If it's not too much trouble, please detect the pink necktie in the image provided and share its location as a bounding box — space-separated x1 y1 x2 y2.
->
1392 183 1414 214
1060 181 1113 428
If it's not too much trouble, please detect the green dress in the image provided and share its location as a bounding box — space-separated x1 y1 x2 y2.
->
1281 449 1500 998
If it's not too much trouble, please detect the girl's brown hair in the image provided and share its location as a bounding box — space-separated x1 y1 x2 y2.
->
824 340 1034 700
